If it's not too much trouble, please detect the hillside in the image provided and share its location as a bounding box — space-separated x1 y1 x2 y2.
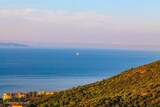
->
30 60 160 107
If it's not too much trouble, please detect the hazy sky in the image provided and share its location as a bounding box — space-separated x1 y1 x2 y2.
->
0 0 160 50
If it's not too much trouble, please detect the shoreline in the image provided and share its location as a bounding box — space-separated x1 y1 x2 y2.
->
0 76 104 98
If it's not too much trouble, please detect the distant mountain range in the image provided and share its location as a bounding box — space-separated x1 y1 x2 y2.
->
0 42 29 48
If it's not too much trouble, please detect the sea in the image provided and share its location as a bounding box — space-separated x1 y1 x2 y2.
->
0 48 160 97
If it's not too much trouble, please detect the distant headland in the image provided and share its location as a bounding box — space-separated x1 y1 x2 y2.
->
0 42 29 48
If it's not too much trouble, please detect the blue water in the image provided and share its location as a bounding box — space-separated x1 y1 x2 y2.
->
0 48 160 97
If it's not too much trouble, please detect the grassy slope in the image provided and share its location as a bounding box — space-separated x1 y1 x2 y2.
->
30 60 160 107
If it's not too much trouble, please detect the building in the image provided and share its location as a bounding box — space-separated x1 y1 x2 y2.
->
12 104 23 107
2 92 37 101
3 93 12 101
37 91 45 96
15 92 26 99
38 91 54 96
28 92 37 98
45 91 54 95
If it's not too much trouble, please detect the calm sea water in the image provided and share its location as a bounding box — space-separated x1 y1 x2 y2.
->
0 48 160 97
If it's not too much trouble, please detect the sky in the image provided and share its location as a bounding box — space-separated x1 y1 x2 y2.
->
0 0 160 50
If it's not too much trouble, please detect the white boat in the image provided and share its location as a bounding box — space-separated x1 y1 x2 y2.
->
76 52 80 56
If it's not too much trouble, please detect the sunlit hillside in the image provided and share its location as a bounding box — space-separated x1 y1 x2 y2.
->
29 60 160 107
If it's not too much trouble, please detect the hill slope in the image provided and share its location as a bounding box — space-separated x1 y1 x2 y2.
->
30 60 160 107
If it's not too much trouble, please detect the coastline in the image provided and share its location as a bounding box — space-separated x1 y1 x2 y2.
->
0 76 104 98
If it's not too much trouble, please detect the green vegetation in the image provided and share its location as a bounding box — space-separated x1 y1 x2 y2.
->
29 60 160 107
0 98 3 106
